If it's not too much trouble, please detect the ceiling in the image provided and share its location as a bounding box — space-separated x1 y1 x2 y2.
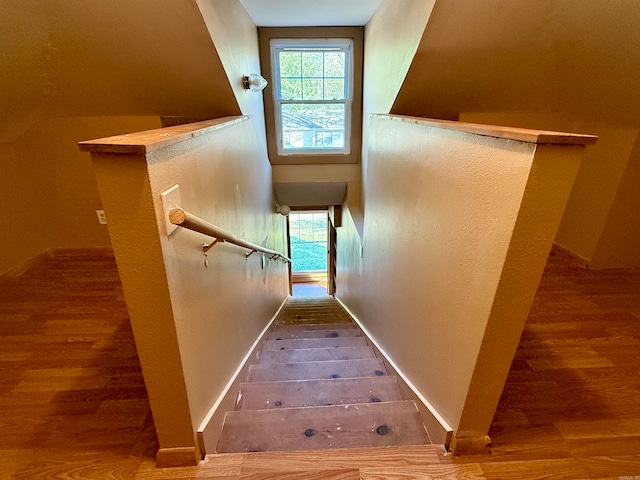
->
239 0 382 27
274 182 348 207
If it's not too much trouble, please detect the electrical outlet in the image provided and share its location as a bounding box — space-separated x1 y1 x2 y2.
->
96 210 107 225
160 184 181 236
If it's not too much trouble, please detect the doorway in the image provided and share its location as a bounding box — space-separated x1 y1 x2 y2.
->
289 210 330 296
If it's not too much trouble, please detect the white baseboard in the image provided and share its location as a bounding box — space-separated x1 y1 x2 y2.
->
0 249 52 283
335 296 453 448
196 296 289 453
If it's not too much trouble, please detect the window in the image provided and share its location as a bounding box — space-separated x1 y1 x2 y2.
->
259 27 363 165
271 39 353 156
289 211 328 272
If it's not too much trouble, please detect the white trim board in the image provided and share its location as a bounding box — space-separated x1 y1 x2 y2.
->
196 296 289 453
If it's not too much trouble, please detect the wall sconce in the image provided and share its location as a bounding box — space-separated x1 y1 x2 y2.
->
243 74 268 92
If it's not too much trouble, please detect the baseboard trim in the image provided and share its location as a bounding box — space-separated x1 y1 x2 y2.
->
196 296 289 454
0 249 53 284
335 296 454 448
292 271 327 283
49 246 114 258
449 434 492 455
156 447 199 468
552 242 589 269
1 248 117 283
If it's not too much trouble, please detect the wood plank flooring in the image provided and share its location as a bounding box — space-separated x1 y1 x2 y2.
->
1 246 639 478
0 249 157 479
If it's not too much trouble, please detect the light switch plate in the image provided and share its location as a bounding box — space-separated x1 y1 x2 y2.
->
160 184 181 236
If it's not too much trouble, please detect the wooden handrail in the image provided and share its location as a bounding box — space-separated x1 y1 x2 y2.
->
169 208 291 263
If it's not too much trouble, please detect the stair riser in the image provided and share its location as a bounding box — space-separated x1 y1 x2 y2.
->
262 337 368 351
217 401 429 453
237 376 404 410
266 329 362 340
272 322 358 332
247 359 387 382
257 346 376 364
216 296 430 454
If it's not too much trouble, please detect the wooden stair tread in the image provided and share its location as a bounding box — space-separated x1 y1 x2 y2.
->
247 359 387 382
277 301 352 325
216 296 431 455
237 376 404 410
262 337 368 351
258 346 376 364
279 318 353 325
217 401 429 453
273 322 358 332
266 329 362 340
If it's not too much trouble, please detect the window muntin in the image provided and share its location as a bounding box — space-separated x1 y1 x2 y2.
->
271 39 353 156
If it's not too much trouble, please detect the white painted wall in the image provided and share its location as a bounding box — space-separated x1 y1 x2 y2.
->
197 0 269 151
392 0 640 268
361 0 436 209
90 117 289 458
336 115 585 444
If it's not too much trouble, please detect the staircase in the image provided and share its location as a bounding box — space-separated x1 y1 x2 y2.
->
216 296 430 453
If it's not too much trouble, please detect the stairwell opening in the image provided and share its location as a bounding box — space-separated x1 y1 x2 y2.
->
288 209 331 296
216 296 431 453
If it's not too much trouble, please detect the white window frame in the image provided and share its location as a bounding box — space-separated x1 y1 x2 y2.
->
270 38 354 156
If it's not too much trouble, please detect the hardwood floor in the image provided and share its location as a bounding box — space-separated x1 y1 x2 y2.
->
0 249 157 479
292 281 329 298
1 246 639 478
444 247 640 479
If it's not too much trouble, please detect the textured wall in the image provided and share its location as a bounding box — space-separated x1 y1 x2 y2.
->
391 0 640 267
361 0 436 207
0 116 161 276
460 112 640 268
197 0 269 151
91 117 289 456
1 0 242 276
336 115 584 443
0 0 239 143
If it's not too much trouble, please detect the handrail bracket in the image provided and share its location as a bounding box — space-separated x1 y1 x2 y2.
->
203 239 221 253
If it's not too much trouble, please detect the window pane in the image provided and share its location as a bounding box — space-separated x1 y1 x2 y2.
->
324 51 345 77
272 40 352 155
301 51 323 77
280 78 302 100
324 79 345 100
302 78 322 100
281 103 345 150
279 51 301 77
290 212 327 272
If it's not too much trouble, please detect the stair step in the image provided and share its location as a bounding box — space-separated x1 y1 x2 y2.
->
247 359 387 382
278 302 352 325
257 346 376 364
273 322 358 332
266 328 362 340
262 337 368 351
236 376 404 410
217 400 429 453
280 316 353 325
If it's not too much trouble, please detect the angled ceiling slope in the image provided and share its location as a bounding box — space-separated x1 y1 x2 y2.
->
1 0 239 142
